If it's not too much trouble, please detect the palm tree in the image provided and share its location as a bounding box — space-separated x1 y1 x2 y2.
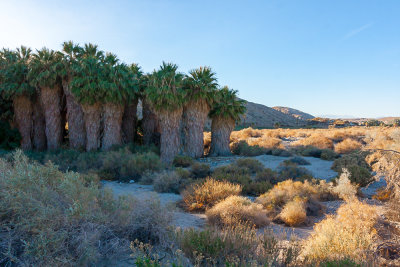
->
141 73 160 146
70 43 104 151
146 62 186 164
121 63 141 144
28 48 64 150
61 41 86 149
32 93 47 151
209 86 246 156
101 53 135 150
0 47 36 150
182 67 218 158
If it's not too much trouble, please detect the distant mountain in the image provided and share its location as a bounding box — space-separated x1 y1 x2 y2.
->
318 114 357 119
138 100 314 130
272 106 315 120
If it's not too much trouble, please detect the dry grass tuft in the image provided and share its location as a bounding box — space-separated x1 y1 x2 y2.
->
334 138 363 154
181 178 242 211
332 169 358 200
279 197 307 226
206 195 269 227
302 200 378 262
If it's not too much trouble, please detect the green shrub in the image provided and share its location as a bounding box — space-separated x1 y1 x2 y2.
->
191 162 210 178
271 148 292 157
232 140 269 156
173 155 194 167
255 168 280 183
235 158 264 173
153 171 181 193
277 162 313 181
332 152 373 187
293 146 338 160
284 156 311 166
0 150 172 266
346 165 373 187
319 259 363 267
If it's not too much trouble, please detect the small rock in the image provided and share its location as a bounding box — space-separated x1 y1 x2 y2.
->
129 180 135 184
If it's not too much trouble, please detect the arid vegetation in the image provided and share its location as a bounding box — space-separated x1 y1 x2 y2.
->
1 42 400 266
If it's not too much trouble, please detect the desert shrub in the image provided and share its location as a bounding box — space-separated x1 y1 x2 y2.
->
235 158 264 173
279 197 307 226
25 147 163 181
173 155 194 167
206 196 269 227
319 259 364 267
255 168 280 183
175 167 191 179
256 180 327 218
271 148 293 157
277 161 313 181
332 169 358 200
332 152 371 172
334 138 362 154
0 150 172 266
191 162 211 178
293 146 338 160
153 171 181 193
231 140 269 156
295 134 334 150
320 149 339 160
284 156 311 165
212 162 270 196
181 178 242 211
302 200 378 262
176 224 299 266
332 154 373 187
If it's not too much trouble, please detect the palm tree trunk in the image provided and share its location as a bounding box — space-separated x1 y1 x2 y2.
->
82 102 101 151
13 95 32 150
63 79 86 149
102 102 124 151
40 85 63 150
142 98 160 146
158 108 183 164
182 99 209 158
121 98 138 144
209 116 235 156
32 95 46 151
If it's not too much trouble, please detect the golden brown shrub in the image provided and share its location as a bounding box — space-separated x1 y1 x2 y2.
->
206 195 269 227
279 197 307 226
302 200 378 262
334 138 362 154
294 134 334 150
181 178 242 211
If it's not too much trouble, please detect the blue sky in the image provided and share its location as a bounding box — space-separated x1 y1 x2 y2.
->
1 0 399 118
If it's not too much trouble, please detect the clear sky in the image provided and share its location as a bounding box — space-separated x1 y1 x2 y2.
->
1 0 399 118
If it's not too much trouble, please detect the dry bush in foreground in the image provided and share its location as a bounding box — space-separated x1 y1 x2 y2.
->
181 178 242 211
206 196 269 227
332 169 358 200
302 200 378 262
279 197 307 226
177 224 299 266
334 138 362 154
0 150 172 266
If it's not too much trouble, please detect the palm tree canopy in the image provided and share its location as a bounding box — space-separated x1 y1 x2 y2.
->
183 66 218 106
0 46 36 99
28 47 63 89
209 86 246 121
146 62 186 112
60 40 82 80
70 44 137 105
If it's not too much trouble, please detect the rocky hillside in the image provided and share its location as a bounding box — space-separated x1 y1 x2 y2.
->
138 100 314 129
272 106 315 120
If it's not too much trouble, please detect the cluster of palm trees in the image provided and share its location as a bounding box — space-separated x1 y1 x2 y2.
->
0 42 246 163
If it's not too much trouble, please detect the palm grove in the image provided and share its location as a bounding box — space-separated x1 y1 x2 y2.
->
0 43 246 164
